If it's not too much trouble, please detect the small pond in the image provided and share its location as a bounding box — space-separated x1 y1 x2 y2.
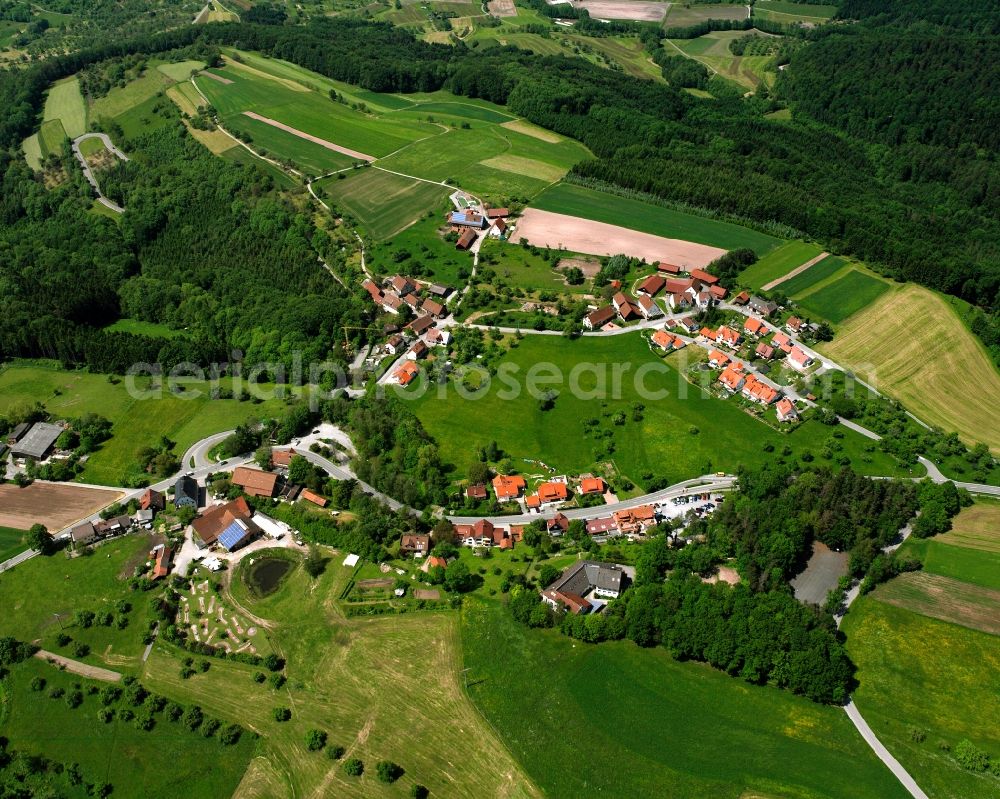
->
245 557 294 597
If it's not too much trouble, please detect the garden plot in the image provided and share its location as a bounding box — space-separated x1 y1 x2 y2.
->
177 579 264 655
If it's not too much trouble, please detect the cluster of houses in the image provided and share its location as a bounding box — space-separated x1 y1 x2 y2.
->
363 274 453 320
447 205 510 249
466 473 607 512
584 265 729 331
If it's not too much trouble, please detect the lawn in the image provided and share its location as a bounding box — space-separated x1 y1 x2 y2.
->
405 333 912 487
462 595 908 799
317 167 453 240
738 240 825 288
793 268 891 323
364 210 474 286
777 254 849 296
478 238 594 295
0 658 256 799
843 599 1000 799
0 535 160 671
531 183 783 255
820 284 1000 454
0 526 27 564
0 364 289 486
43 76 87 139
141 558 540 798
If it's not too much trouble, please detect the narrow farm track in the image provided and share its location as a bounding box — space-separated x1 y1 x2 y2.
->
761 250 829 291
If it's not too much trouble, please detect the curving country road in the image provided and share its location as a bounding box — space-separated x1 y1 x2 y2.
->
71 133 128 213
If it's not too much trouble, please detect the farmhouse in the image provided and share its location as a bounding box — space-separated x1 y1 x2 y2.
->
404 293 422 313
486 207 509 219
428 283 453 300
656 262 680 274
665 277 694 295
613 505 655 535
218 517 262 553
493 474 526 500
617 301 641 321
449 210 488 229
787 346 814 371
490 217 508 238
637 274 666 296
10 422 62 461
191 496 252 548
70 521 97 547
637 294 663 319
421 298 446 318
151 544 173 580
174 476 199 509
456 228 477 250
140 488 165 512
393 361 420 386
748 296 778 317
389 275 417 295
776 398 799 422
231 467 279 498
541 560 629 614
709 285 728 301
400 533 431 556
584 305 615 330
733 291 750 306
407 315 434 336
689 269 719 285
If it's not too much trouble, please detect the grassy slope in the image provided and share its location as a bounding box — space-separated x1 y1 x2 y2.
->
463 596 907 799
479 238 594 295
938 498 1000 553
90 69 169 121
142 559 540 799
362 210 473 285
776 254 848 296
0 364 288 485
738 240 824 288
843 600 1000 799
794 269 891 323
44 76 87 139
819 284 1000 454
531 183 783 254
0 525 27 564
0 658 255 799
407 333 912 486
898 537 1000 591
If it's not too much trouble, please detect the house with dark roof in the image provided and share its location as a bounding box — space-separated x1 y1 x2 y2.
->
10 422 62 461
389 275 417 296
428 284 453 299
583 306 615 330
218 517 261 552
541 560 629 614
6 422 29 446
140 488 165 512
456 228 477 250
748 296 778 317
400 534 431 557
70 521 97 547
637 274 666 297
174 476 199 509
466 483 488 501
406 315 434 336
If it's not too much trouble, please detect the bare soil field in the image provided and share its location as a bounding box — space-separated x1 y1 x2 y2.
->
572 0 667 20
488 0 518 16
558 256 601 277
873 571 1000 636
34 650 122 682
939 502 1000 553
790 541 849 605
514 208 726 267
241 111 375 161
414 588 441 600
0 483 122 531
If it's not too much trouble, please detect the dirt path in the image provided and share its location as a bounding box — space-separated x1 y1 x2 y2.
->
34 650 122 682
761 251 829 291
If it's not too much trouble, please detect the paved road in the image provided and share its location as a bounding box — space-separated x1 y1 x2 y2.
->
71 133 128 213
0 547 38 573
845 701 928 799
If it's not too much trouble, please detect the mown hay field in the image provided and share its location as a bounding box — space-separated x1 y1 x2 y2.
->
820 284 1000 453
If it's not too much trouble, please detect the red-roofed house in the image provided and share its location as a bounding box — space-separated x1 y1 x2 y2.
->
272 449 296 468
708 349 730 368
231 467 279 498
733 291 750 306
493 474 526 501
744 317 767 336
656 262 681 274
637 274 666 296
772 331 793 352
787 346 814 371
616 300 641 322
755 342 776 360
718 365 745 393
665 278 694 295
742 374 780 405
579 477 605 495
636 294 663 319
152 544 173 580
467 483 488 501
393 361 420 386
667 292 693 311
709 285 728 301
689 269 719 285
717 326 741 348
776 398 799 422
537 482 569 503
301 489 328 507
651 330 673 352
191 497 252 548
786 316 803 333
584 306 615 330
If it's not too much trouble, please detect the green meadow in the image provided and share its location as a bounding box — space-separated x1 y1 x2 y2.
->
44 76 87 139
775 254 849 296
405 333 913 487
363 211 473 285
531 183 783 254
738 239 825 288
795 269 892 324
462 596 908 799
754 0 838 24
230 112 357 175
0 364 288 486
0 526 28 564
898 537 1000 592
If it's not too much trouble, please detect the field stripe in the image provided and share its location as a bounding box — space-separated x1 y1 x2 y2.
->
241 112 374 161
761 250 829 291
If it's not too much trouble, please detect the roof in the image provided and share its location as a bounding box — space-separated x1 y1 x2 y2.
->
70 521 96 542
467 483 488 500
665 278 694 294
586 516 617 534
218 518 255 551
651 330 673 350
700 327 718 340
271 449 296 467
585 306 615 327
428 283 452 297
152 545 173 579
656 262 680 274
544 589 592 615
718 365 745 392
544 560 625 599
422 298 445 317
612 291 629 308
637 294 661 316
492 474 525 500
381 292 403 311
537 482 569 502
449 210 485 226
192 497 252 546
7 422 29 442
301 489 327 507
580 477 604 494
679 316 698 331
743 374 780 404
408 340 429 358
755 342 775 359
708 349 730 366
689 268 719 285
717 326 740 345
456 228 477 249
231 467 279 496
733 291 750 305
772 331 792 351
744 317 766 335
11 422 62 459
401 534 430 550
175 475 199 505
787 316 802 330
789 345 812 366
638 274 665 295
486 207 509 218
140 489 164 510
776 398 797 417
390 275 415 293
709 285 728 300
749 296 778 313
394 361 420 386
617 301 640 320
407 315 434 335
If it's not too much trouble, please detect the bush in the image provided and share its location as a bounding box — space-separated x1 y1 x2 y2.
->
411 785 429 799
269 672 286 690
73 642 90 658
273 707 291 722
202 718 221 738
65 690 83 709
954 739 990 772
342 757 364 777
376 760 403 783
183 705 203 731
327 745 346 760
219 724 243 745
30 676 46 692
253 671 266 683
306 729 327 751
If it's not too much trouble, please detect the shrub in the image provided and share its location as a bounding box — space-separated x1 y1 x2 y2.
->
411 785 429 799
30 676 46 692
219 724 243 745
954 739 990 772
202 718 221 737
376 760 403 783
342 757 364 777
305 729 327 751
273 707 291 722
48 687 65 699
269 672 286 690
183 705 203 731
73 642 90 658
327 745 345 760
253 671 266 683
65 690 83 709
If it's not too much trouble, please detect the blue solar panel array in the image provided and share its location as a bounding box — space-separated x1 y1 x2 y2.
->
218 520 248 551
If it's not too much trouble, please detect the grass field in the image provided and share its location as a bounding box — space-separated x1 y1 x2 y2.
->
90 69 169 121
0 526 27 564
774 254 848 296
531 183 783 255
478 238 594 295
230 112 357 175
156 59 206 82
870 571 1000 636
738 240 825 288
938 498 1000 552
103 318 187 339
141 557 540 798
0 535 161 670
754 0 837 24
843 599 1000 799
44 76 87 139
898 537 1000 592
793 268 891 323
38 118 68 156
664 3 749 26
0 658 256 799
0 364 289 486
363 211 472 285
820 284 1000 454
665 29 781 89
317 167 452 239
406 333 912 487
463 596 908 799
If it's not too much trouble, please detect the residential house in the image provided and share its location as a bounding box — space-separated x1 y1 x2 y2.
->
742 374 780 405
70 521 97 548
94 515 131 537
708 349 730 368
717 326 741 348
637 294 663 319
743 317 767 337
787 346 814 371
579 477 605 495
403 293 422 313
134 509 154 528
693 289 713 309
613 505 655 535
466 483 488 501
406 315 434 337
536 481 570 504
400 534 431 557
406 340 429 361
700 327 718 342
453 519 496 547
776 398 799 422
427 556 449 570
771 331 793 353
547 513 570 536
637 274 666 297
425 328 452 346
381 292 403 315
490 217 508 238
540 560 629 614
732 291 750 306
422 298 446 318
651 330 673 352
616 300 641 322
385 334 405 356
748 296 778 317
786 316 803 334
151 544 173 580
231 466 279 498
667 292 693 311
139 488 165 512
584 306 615 330
362 280 382 302
493 474 526 501
392 361 420 386
755 342 776 360
191 497 252 549
678 316 699 334
389 276 417 296
664 278 694 295
709 285 728 302
174 475 199 509
586 516 618 537
718 364 746 393
10 422 62 461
